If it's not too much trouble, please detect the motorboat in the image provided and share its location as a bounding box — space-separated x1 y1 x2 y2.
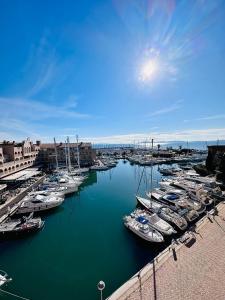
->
44 175 79 193
38 184 75 196
149 188 206 215
136 196 187 231
0 213 44 235
185 176 217 188
123 215 164 243
0 270 12 286
15 193 64 214
29 190 64 198
131 209 176 235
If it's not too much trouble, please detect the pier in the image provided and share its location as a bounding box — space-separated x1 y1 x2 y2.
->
107 202 225 300
0 175 46 224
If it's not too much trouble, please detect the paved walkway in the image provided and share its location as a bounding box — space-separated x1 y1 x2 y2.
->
108 203 225 300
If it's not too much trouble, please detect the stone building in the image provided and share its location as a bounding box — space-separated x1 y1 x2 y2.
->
40 142 96 168
0 139 40 178
206 145 225 181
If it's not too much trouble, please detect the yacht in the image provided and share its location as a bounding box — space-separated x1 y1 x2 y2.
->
148 188 206 215
16 193 64 214
136 196 187 231
38 184 74 196
123 215 164 243
131 209 176 235
0 213 44 235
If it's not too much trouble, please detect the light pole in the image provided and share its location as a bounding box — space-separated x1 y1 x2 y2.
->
97 280 105 300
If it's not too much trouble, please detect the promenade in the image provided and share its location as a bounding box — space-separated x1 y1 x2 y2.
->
108 202 225 300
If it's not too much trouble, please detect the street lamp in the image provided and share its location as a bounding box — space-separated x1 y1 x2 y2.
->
97 280 105 300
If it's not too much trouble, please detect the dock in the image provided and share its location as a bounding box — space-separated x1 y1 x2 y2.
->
0 175 46 224
107 202 225 300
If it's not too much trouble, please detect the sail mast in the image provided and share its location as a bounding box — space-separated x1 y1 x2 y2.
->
76 135 80 170
64 140 68 169
54 137 59 170
67 136 72 172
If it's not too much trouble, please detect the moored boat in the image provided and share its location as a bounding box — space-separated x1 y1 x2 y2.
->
136 196 187 231
123 215 164 243
131 209 176 235
15 193 64 214
0 213 44 236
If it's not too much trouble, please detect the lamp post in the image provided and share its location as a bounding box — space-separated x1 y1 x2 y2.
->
97 280 105 300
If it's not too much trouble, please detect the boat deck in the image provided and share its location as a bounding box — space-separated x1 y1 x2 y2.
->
107 202 225 300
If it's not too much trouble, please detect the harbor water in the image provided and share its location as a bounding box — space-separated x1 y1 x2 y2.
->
0 160 167 300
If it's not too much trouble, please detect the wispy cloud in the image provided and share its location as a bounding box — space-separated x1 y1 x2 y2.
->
147 100 182 117
0 97 90 121
184 114 225 123
82 127 225 144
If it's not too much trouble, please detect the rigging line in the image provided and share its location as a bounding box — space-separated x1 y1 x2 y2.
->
0 288 31 300
136 166 146 195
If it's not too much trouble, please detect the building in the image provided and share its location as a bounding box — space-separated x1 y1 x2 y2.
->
40 142 96 168
0 139 41 178
206 145 225 181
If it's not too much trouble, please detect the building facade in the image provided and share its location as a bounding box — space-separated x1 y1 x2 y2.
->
206 145 225 181
40 142 96 168
0 139 40 178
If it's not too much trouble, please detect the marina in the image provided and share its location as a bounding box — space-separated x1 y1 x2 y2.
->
0 160 168 300
0 154 224 299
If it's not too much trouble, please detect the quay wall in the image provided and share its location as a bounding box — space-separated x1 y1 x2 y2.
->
0 175 46 222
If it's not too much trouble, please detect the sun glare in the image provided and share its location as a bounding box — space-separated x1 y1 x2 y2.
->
139 59 159 82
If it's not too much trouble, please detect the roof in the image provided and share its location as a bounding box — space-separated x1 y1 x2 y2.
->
40 142 92 149
0 168 41 182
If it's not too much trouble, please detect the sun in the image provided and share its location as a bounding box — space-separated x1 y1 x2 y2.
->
139 59 159 82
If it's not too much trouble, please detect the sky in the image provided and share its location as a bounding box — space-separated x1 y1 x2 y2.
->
0 0 225 144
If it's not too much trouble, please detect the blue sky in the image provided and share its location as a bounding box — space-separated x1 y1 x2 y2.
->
0 0 225 144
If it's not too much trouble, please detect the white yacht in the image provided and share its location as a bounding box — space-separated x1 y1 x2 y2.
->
148 188 206 214
16 193 64 214
131 209 176 235
38 184 75 196
136 196 187 231
123 215 164 243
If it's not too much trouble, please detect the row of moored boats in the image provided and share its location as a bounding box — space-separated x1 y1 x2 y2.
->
124 170 224 243
0 169 88 236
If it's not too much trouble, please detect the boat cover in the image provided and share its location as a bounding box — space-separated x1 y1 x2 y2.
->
136 216 148 224
166 194 179 200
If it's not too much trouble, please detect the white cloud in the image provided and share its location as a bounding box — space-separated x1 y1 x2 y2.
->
0 97 90 120
184 114 225 123
147 100 182 117
81 128 225 144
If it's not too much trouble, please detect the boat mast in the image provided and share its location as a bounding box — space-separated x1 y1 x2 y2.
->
76 134 80 170
54 137 59 170
67 136 72 172
64 140 68 169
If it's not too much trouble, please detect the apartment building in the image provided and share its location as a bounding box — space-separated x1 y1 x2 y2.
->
0 139 40 178
40 142 96 168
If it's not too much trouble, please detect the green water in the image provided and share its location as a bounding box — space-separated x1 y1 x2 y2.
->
0 160 167 300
